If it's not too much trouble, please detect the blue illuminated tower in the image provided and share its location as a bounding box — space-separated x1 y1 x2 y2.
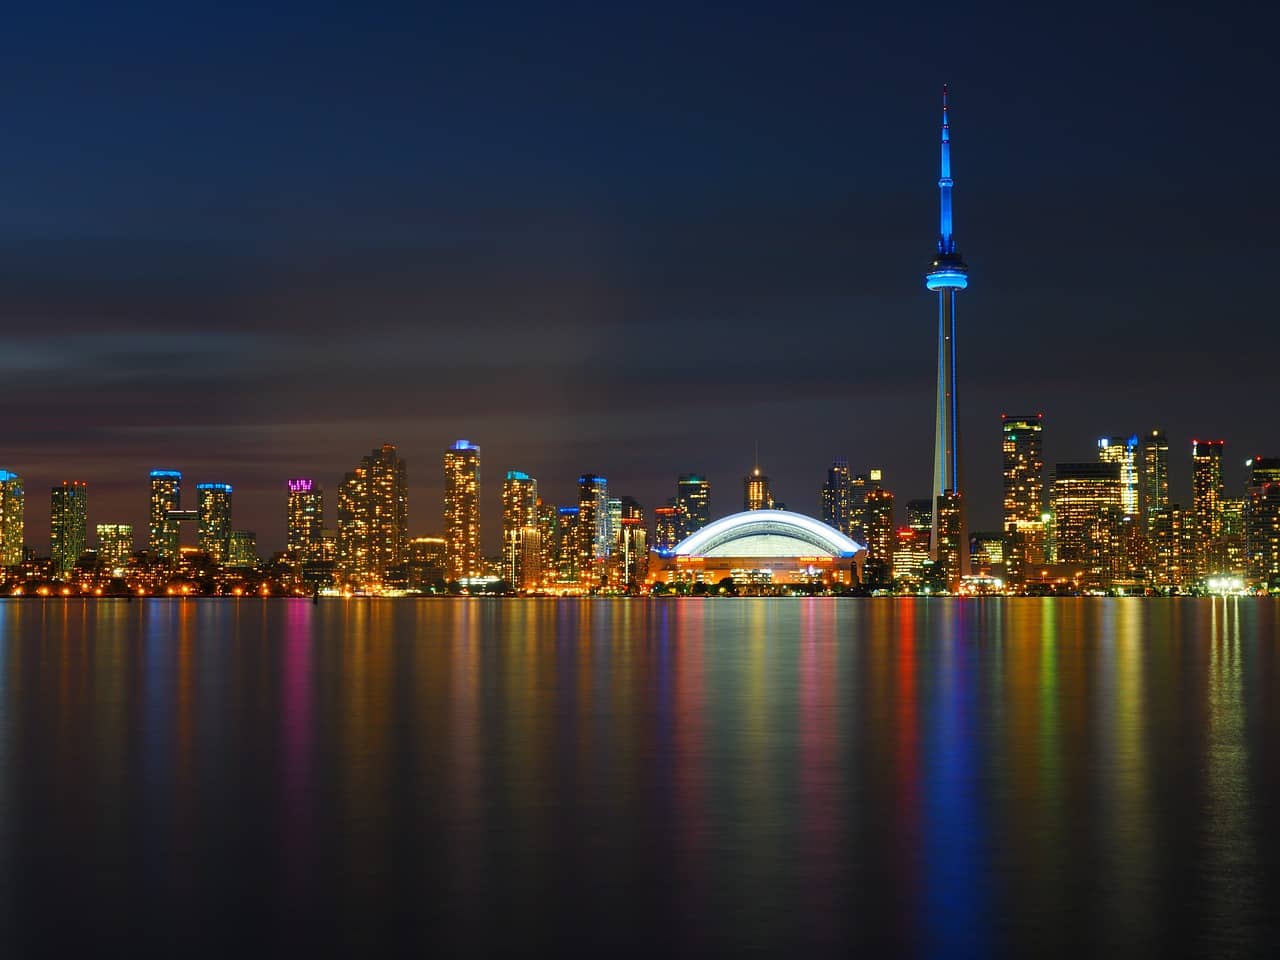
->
926 84 969 573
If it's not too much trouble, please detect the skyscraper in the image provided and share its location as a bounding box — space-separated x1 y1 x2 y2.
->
613 497 647 591
653 504 680 551
1244 457 1280 590
50 480 88 576
577 474 609 587
501 470 538 588
744 466 772 512
675 474 710 540
196 483 233 562
0 470 24 568
926 85 969 574
821 458 853 535
1097 435 1139 516
338 443 409 587
1140 429 1169 529
863 486 895 585
934 491 964 590
1192 439 1225 578
1002 414 1045 582
286 479 324 560
96 523 133 572
1052 462 1122 586
444 441 481 582
149 469 182 558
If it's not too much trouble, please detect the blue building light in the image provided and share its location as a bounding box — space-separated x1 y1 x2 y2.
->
196 482 233 493
150 469 182 478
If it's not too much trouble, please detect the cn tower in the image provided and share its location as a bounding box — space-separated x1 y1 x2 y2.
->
926 84 969 572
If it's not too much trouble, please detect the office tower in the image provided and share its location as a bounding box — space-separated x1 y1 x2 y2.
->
614 497 647 590
444 441 481 582
1192 439 1225 578
821 458 853 535
863 487 895 585
969 532 1005 574
1245 457 1280 589
1001 414 1045 582
50 480 89 576
1140 429 1170 529
1097 435 1139 516
926 86 969 574
501 471 538 588
1220 498 1246 576
934 491 964 589
907 499 933 536
338 443 409 586
149 469 182 558
286 479 324 560
1052 463 1122 586
96 524 133 571
743 466 772 511
607 497 623 552
406 536 448 590
555 506 580 583
653 504 680 551
196 483 233 562
676 474 710 540
1149 506 1191 590
227 530 258 567
577 474 609 587
0 470 24 567
893 527 930 583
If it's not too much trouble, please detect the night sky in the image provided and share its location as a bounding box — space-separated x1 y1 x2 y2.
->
3 1 1277 553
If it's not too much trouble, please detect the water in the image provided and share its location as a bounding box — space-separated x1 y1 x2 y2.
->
0 598 1277 956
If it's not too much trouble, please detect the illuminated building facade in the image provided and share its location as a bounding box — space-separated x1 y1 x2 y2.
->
743 466 773 512
196 483 233 562
653 505 680 552
1052 462 1122 586
149 469 182 558
926 87 969 575
934 491 964 589
907 499 932 536
1149 506 1192 590
1002 414 1044 582
1192 439 1225 579
444 440 481 582
96 523 133 571
1219 497 1246 576
863 487 895 585
555 506 580 584
1245 457 1280 590
821 458 853 535
286 479 324 559
536 499 559 588
1140 429 1169 530
501 470 538 588
338 443 409 587
577 474 609 588
676 474 710 540
969 531 1005 574
407 536 447 590
50 481 88 575
0 470 24 567
613 497 647 590
1097 435 1139 516
227 530 258 567
892 527 929 583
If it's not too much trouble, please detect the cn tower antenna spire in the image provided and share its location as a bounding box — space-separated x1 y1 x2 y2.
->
938 83 954 256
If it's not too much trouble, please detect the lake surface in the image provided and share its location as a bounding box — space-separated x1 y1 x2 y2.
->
0 598 1277 956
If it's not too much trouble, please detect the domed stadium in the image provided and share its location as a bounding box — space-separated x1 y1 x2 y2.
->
648 510 866 588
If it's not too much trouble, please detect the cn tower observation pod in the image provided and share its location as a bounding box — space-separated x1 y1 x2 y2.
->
649 510 865 588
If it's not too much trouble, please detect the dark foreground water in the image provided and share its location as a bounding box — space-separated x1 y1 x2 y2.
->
1 598 1278 956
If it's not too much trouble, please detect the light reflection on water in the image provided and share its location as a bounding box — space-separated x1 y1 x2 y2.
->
0 597 1278 955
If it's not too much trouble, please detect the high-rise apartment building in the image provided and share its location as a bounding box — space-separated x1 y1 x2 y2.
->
577 474 609 588
555 506 580 584
613 497 647 591
676 474 710 540
1052 462 1122 586
934 491 964 590
1149 506 1192 591
1192 439 1225 579
653 504 680 551
1245 457 1280 590
821 458 853 535
863 487 895 585
1140 429 1169 529
501 471 538 588
444 441 481 582
50 480 88 576
196 483 233 562
338 443 408 587
95 523 134 571
535 499 559 589
0 470 24 567
1001 414 1044 581
286 479 324 560
1097 435 1139 516
227 530 258 567
149 469 182 558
